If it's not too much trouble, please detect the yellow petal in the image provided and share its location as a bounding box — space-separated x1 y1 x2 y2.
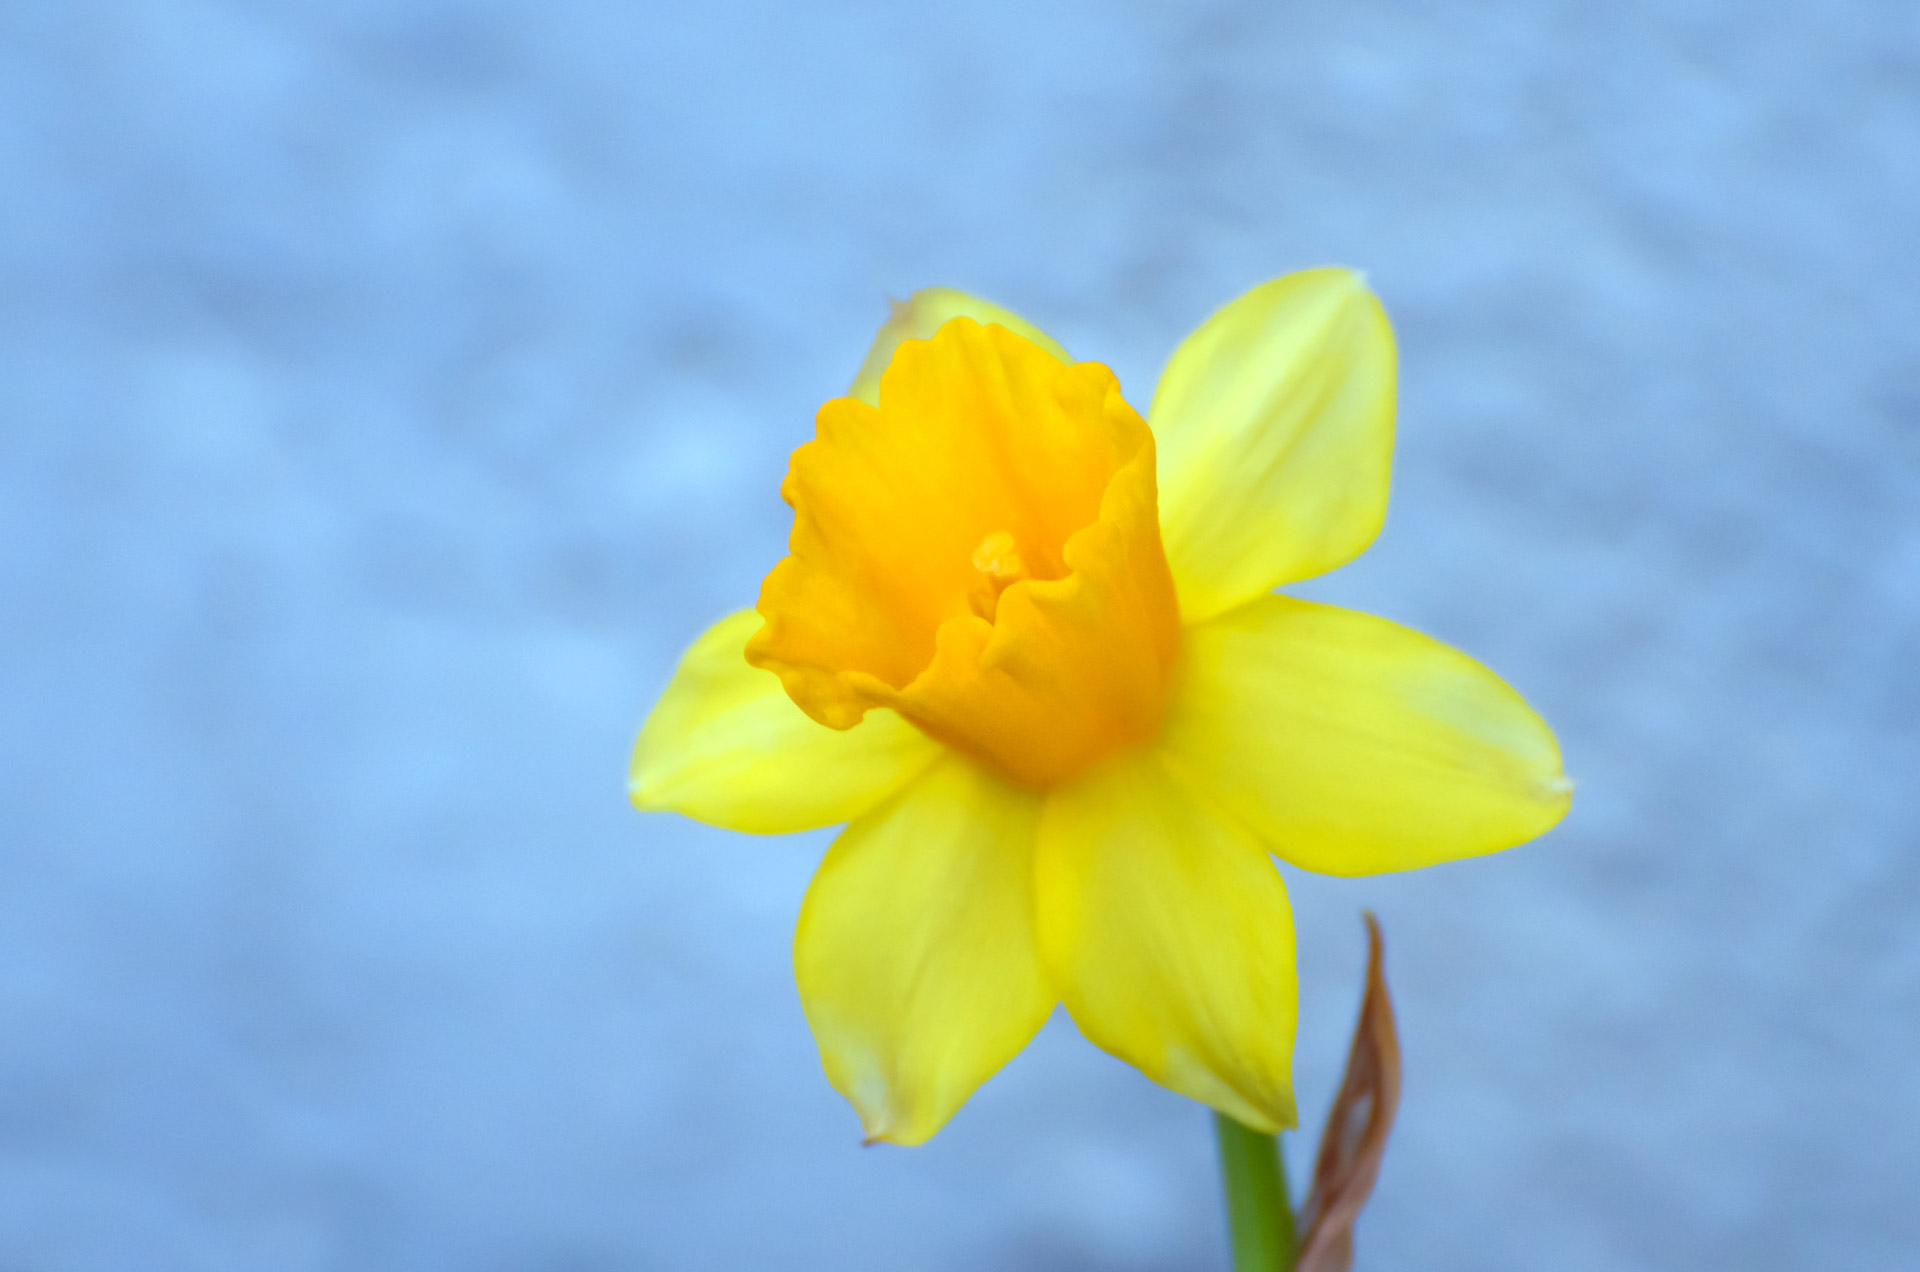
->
1035 750 1298 1132
1150 269 1397 623
1159 595 1571 876
795 755 1053 1145
847 287 1070 407
629 610 940 835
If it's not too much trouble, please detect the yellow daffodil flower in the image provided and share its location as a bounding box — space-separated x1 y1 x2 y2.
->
630 270 1570 1146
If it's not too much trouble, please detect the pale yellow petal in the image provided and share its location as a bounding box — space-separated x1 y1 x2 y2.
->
795 755 1052 1145
1160 595 1571 876
1035 750 1298 1132
1150 268 1397 623
629 610 940 835
847 287 1069 407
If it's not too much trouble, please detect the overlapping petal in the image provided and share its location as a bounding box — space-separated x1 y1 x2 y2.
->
1034 749 1298 1132
1159 595 1571 877
629 610 940 835
795 755 1053 1145
847 287 1069 408
1150 269 1397 623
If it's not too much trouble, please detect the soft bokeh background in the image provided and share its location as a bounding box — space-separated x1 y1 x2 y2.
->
4 0 1916 1268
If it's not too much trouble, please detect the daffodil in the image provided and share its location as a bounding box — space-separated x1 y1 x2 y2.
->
630 270 1569 1146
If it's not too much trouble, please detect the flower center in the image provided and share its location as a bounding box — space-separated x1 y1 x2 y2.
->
746 318 1181 789
968 530 1028 620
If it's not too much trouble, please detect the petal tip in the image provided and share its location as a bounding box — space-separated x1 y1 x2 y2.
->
625 777 658 813
1201 1082 1297 1136
853 1100 934 1147
1250 1077 1301 1133
1533 771 1576 835
624 742 665 812
859 1121 911 1148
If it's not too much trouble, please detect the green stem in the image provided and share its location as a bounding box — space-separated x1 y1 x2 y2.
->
1213 1112 1296 1272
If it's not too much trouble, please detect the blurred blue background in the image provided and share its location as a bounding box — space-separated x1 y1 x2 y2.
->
3 1 1917 1268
